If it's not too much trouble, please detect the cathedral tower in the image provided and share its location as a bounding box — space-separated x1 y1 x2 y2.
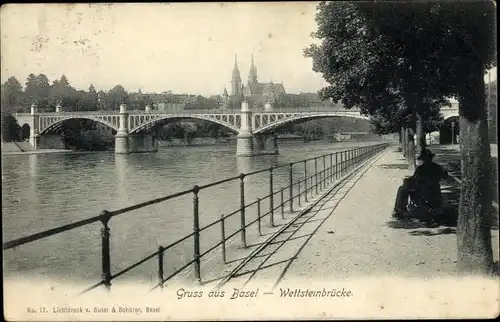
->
248 54 258 85
231 55 242 96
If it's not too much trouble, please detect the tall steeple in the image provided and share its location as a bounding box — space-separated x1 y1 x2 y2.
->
231 55 242 96
248 54 258 85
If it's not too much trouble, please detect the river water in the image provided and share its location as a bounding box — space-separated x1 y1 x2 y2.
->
2 141 380 286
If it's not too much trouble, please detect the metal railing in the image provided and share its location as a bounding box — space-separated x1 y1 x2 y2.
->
3 143 388 293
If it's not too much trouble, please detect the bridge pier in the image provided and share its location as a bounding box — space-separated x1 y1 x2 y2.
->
236 101 255 157
29 134 40 150
236 101 280 156
115 104 130 154
29 103 40 150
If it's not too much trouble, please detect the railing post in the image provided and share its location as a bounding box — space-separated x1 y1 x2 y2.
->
340 152 344 177
348 150 352 172
257 198 262 235
323 155 327 189
269 167 275 227
239 173 247 247
352 149 355 168
99 210 112 291
288 163 294 212
330 153 333 182
304 161 308 202
157 246 164 289
314 158 318 194
298 180 301 207
344 151 348 175
280 188 284 219
220 214 227 263
347 150 350 173
335 152 338 180
192 185 201 282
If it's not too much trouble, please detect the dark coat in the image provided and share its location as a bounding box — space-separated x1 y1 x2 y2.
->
412 161 449 208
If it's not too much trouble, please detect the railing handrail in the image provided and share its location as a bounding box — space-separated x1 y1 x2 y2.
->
3 142 389 294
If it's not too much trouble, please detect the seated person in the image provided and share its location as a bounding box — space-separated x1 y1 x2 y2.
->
392 148 449 220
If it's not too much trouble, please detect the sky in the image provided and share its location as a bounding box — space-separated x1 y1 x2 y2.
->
0 2 328 96
1 3 496 97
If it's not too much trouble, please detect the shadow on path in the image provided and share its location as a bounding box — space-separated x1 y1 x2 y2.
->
409 227 456 236
378 164 409 170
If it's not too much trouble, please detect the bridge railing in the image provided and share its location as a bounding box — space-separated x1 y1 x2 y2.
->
3 143 388 294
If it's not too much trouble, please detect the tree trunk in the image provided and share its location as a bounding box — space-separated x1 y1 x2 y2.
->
407 128 416 171
416 110 425 155
402 126 407 157
398 127 405 155
457 62 494 275
420 132 427 151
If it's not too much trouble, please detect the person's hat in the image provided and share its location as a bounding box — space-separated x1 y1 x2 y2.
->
417 149 435 160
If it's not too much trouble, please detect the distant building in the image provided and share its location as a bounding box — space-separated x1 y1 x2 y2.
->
226 55 286 108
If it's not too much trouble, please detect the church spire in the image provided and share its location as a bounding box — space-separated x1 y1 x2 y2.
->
231 54 242 96
248 54 258 84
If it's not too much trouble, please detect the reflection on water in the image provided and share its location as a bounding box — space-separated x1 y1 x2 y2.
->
2 141 379 283
115 154 129 202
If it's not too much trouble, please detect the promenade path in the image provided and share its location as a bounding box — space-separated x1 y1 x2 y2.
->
278 147 497 282
197 145 499 319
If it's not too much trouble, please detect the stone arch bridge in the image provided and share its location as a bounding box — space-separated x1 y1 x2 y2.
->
13 101 457 156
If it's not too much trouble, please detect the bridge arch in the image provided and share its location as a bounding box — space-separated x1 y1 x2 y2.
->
38 117 118 135
439 115 460 144
129 115 240 134
253 113 370 135
21 124 30 140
